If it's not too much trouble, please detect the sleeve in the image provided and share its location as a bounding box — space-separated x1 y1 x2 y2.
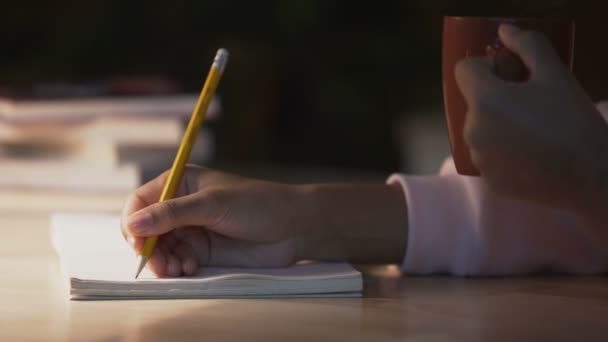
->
387 158 608 276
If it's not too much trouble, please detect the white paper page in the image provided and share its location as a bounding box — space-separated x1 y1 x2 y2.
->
50 213 185 281
50 213 361 286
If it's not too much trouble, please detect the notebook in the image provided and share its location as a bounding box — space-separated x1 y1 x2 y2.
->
50 213 363 300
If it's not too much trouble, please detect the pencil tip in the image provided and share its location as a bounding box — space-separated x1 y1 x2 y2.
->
135 256 147 279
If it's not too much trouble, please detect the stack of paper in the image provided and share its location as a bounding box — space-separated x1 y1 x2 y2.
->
0 160 139 193
0 94 219 123
0 94 218 213
0 117 182 146
51 213 363 299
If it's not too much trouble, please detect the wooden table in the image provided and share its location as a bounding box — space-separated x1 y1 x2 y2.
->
2 214 608 342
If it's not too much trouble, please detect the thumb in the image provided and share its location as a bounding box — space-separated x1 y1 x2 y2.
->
455 56 506 106
125 193 213 237
498 23 564 80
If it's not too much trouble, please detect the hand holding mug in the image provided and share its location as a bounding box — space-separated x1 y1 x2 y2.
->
455 24 608 216
442 17 575 175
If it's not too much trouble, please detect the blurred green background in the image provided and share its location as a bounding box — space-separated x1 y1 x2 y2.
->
1 0 606 174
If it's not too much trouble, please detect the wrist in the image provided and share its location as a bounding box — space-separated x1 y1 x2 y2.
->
289 184 332 261
292 182 407 264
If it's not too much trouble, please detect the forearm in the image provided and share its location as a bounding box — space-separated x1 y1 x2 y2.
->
293 182 407 264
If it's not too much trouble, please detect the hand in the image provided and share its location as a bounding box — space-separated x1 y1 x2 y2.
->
121 166 407 277
121 166 301 277
455 24 608 215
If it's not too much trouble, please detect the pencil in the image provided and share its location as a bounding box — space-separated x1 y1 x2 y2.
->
134 48 229 279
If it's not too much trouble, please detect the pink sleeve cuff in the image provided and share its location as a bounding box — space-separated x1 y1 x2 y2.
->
388 159 607 275
387 160 481 275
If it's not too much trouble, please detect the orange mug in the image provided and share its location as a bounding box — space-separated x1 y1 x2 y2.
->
442 17 575 175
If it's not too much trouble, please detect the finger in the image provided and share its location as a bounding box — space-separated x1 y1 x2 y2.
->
146 246 167 277
172 241 199 276
173 227 212 266
498 24 563 80
493 46 528 82
123 230 145 253
455 56 507 108
121 173 171 242
125 191 216 237
162 232 179 250
120 165 202 240
163 245 182 277
131 236 145 253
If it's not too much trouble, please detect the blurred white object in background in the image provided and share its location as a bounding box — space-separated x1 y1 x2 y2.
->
394 107 451 175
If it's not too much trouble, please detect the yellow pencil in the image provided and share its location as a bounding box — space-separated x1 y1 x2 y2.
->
134 48 229 278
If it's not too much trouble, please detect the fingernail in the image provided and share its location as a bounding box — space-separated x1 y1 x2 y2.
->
500 23 520 36
126 235 135 247
128 212 153 233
